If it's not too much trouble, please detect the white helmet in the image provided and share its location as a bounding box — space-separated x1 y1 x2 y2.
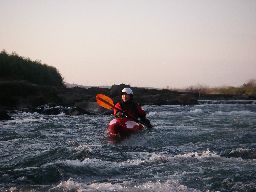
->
121 87 133 95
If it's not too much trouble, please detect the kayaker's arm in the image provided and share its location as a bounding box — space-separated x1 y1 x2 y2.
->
136 103 153 128
139 117 153 129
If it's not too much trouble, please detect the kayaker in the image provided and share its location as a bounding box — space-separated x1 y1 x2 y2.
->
114 88 152 128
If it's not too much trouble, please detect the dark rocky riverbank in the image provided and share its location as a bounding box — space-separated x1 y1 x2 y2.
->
1 81 256 120
0 81 199 119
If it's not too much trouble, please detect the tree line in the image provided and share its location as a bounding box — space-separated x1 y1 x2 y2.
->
0 50 64 87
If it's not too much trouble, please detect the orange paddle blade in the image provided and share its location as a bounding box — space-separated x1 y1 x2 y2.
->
96 94 115 110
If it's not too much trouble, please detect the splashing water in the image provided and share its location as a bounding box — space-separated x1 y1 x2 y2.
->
0 102 256 191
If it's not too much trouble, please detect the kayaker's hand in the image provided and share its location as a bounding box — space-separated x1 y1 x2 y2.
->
115 111 125 118
140 117 153 129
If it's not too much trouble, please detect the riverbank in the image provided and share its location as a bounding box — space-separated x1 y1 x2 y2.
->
1 81 256 120
0 81 199 118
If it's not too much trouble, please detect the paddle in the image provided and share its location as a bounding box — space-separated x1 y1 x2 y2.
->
96 94 115 110
96 94 151 128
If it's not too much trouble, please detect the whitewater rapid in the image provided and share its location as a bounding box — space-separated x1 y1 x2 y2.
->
0 102 256 191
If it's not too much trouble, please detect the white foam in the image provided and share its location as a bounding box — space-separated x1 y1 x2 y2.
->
147 111 157 117
53 178 201 192
189 109 203 114
73 144 101 152
87 182 124 191
9 187 17 192
6 112 44 124
134 180 201 192
213 110 255 116
60 158 117 168
121 150 219 167
175 149 219 159
121 152 170 166
55 178 82 192
57 112 66 116
51 158 121 174
49 154 159 171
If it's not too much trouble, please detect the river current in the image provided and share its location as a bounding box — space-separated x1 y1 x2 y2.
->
0 101 255 192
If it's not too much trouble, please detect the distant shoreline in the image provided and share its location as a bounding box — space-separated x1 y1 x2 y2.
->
1 81 256 120
1 51 255 119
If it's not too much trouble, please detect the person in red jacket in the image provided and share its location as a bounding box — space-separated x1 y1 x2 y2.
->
114 88 152 128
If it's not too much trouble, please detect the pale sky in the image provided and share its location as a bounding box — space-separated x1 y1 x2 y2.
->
0 0 255 88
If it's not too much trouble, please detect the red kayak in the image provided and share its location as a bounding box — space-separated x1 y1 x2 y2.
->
107 117 145 140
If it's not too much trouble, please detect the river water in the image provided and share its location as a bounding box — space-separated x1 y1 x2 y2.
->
0 101 256 192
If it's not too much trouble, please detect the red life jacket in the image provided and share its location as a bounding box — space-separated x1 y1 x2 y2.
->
114 100 146 119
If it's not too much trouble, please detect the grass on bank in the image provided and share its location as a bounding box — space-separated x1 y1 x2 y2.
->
185 79 256 97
